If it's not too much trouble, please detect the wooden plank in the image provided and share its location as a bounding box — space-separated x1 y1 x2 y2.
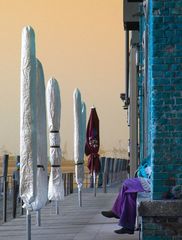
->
0 188 138 240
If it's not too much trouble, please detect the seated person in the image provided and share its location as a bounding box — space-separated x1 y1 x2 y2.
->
101 158 152 235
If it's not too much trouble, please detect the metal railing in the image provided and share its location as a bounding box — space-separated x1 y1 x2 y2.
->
0 157 128 225
97 157 129 193
0 173 74 225
72 157 129 192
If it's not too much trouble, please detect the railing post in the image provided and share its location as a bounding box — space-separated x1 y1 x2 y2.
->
70 173 73 194
12 155 20 219
116 159 119 181
21 200 24 215
12 179 17 218
63 173 66 196
3 180 8 222
2 154 9 178
98 157 105 188
110 158 114 184
103 173 107 193
85 173 88 188
103 157 108 193
0 176 2 194
118 159 121 181
107 158 111 186
113 158 117 182
67 173 70 195
2 154 9 223
66 173 68 196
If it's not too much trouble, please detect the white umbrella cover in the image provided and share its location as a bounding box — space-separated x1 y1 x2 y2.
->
20 26 37 208
73 89 84 186
46 78 64 200
81 101 86 160
31 59 48 211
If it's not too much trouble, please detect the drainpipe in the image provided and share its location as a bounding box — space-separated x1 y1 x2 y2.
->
124 30 130 109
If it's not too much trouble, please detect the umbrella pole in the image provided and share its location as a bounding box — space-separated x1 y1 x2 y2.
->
93 171 97 197
56 201 59 215
26 209 31 240
36 209 41 227
78 184 82 207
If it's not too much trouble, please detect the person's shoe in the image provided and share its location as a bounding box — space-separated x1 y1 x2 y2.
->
114 227 134 234
101 210 119 219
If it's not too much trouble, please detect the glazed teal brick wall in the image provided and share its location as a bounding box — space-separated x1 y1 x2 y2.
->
141 216 182 240
139 1 182 239
148 0 182 200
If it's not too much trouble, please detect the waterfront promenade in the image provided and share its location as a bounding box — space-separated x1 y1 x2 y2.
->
0 186 138 240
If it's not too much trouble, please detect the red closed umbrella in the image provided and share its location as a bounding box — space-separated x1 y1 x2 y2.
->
85 107 100 196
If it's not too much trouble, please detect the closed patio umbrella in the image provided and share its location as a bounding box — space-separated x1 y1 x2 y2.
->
85 106 100 196
46 78 64 214
20 26 37 240
20 25 37 208
73 89 86 207
81 102 87 163
31 59 48 225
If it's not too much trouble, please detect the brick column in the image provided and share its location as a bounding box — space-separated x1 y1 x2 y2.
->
151 0 182 200
139 1 182 239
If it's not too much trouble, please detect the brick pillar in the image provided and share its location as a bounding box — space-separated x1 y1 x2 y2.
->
139 1 182 239
150 0 182 200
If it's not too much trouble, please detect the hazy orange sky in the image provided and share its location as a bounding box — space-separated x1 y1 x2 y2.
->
0 0 128 159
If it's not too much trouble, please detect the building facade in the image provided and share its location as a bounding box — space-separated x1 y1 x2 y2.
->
123 1 182 239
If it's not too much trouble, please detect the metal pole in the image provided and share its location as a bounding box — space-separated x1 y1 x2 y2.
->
36 210 41 227
2 154 9 223
103 173 107 193
78 186 82 207
56 201 59 215
70 173 73 194
2 154 9 177
93 171 96 197
68 173 70 195
12 179 17 218
3 180 7 222
125 30 130 106
63 174 66 196
103 157 108 193
26 209 31 240
66 173 69 195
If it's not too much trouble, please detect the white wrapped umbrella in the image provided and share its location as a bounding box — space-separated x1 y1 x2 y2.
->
31 59 48 212
73 89 86 207
46 78 64 202
73 88 82 184
20 26 37 208
81 102 86 155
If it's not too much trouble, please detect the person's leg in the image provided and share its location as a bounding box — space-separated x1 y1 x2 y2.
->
111 185 127 217
101 184 126 219
113 178 144 234
119 192 137 230
102 177 145 232
112 178 144 217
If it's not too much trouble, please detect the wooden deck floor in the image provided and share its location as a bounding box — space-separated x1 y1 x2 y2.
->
0 187 138 240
